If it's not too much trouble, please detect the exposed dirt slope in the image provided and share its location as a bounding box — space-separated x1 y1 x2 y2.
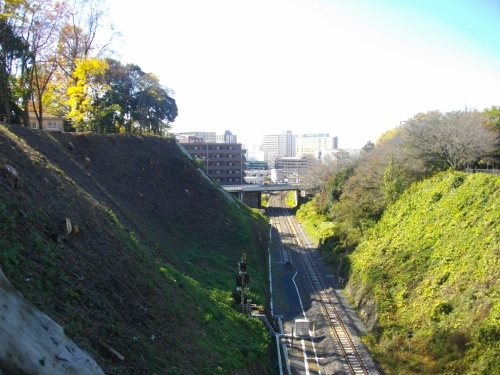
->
0 125 270 375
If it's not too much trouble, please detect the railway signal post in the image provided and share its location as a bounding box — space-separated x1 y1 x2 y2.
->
236 254 250 313
407 330 413 353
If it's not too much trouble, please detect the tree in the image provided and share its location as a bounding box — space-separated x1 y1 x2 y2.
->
0 14 30 123
327 130 426 242
302 151 356 209
361 140 374 152
482 106 500 165
132 72 177 135
66 57 109 131
52 0 116 120
484 105 500 131
57 0 115 76
326 165 355 203
101 58 135 132
19 0 68 128
102 60 178 135
402 110 498 171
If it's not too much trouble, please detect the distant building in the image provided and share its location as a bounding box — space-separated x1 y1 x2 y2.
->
317 148 360 162
273 156 317 183
270 169 285 183
174 131 217 143
174 130 239 144
295 133 338 157
262 131 294 163
245 144 265 161
245 159 268 170
28 112 64 131
179 142 246 185
176 135 204 144
217 130 237 143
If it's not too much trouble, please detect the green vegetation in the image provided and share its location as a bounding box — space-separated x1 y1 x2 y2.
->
296 198 350 275
297 170 500 374
261 193 270 207
295 109 500 374
1 0 177 134
0 125 273 374
285 191 296 209
348 171 500 374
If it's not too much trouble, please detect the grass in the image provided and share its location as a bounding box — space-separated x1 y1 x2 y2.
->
348 171 500 375
0 124 275 375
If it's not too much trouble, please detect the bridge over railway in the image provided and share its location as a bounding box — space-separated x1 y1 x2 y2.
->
223 183 308 208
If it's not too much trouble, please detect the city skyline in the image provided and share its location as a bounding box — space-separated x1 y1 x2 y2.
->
107 0 500 149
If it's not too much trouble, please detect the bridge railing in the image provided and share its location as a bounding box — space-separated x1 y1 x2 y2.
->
223 183 304 192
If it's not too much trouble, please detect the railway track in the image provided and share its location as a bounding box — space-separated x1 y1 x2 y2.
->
269 192 369 375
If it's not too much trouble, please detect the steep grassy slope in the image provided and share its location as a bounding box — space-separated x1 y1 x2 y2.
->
347 171 500 374
0 124 272 375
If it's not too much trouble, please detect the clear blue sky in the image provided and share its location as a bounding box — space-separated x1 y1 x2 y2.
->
105 0 500 149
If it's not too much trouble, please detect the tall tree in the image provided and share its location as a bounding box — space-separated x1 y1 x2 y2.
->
402 110 498 171
54 0 116 119
66 57 108 131
0 16 30 123
1 0 71 127
17 0 69 128
302 150 355 197
103 60 178 135
132 72 177 135
57 0 114 76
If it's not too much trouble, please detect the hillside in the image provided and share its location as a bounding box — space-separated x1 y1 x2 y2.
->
0 124 272 375
346 171 500 374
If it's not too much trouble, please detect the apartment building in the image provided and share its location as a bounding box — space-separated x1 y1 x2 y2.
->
179 141 246 185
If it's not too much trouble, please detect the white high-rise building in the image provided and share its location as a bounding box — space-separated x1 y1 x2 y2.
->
262 131 294 162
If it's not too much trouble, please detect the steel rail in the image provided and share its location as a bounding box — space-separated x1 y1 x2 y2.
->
273 192 368 375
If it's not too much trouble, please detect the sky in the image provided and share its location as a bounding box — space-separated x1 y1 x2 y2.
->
104 0 500 149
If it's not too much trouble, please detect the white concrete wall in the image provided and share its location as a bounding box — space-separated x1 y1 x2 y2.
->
0 267 105 375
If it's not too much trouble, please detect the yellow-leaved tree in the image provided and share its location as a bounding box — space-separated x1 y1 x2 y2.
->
67 58 109 132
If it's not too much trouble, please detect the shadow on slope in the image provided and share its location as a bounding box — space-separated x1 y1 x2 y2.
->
0 125 271 375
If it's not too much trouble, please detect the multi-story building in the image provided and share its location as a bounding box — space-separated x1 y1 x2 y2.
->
173 131 217 143
273 156 317 183
262 131 294 163
245 145 265 161
179 141 246 185
216 130 237 144
295 133 338 157
176 135 204 144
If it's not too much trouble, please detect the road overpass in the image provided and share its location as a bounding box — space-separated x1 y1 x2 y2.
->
223 183 308 208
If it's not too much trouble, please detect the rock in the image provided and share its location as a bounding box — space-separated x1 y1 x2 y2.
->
0 164 18 190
